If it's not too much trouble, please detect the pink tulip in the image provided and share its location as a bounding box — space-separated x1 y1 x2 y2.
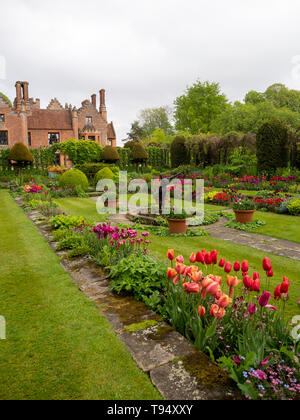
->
176 255 184 263
248 303 257 315
189 253 196 263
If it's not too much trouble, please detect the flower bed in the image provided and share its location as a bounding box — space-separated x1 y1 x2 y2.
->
165 250 300 400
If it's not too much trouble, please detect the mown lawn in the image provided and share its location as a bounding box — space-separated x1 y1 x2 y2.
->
55 197 107 224
0 191 161 400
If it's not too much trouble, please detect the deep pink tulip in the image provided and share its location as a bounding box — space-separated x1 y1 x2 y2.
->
258 291 271 307
248 303 257 315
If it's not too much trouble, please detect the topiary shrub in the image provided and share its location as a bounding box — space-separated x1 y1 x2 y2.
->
170 136 189 168
8 142 34 175
59 169 89 191
256 119 289 176
101 146 120 163
131 143 149 170
95 167 115 184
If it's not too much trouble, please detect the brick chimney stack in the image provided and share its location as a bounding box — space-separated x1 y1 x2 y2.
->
100 89 107 121
91 94 97 108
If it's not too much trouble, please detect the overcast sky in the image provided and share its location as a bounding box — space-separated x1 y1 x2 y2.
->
1 0 300 144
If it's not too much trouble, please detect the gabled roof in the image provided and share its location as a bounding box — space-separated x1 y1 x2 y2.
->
27 109 73 130
107 122 116 139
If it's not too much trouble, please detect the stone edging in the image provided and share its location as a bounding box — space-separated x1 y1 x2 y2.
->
14 196 242 400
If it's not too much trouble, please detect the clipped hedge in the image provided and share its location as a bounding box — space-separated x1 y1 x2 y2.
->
8 143 34 163
101 145 120 163
256 119 289 176
170 136 189 168
59 169 89 191
95 167 115 184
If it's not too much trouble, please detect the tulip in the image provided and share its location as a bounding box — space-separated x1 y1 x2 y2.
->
176 255 184 263
175 262 186 275
241 260 249 273
217 294 232 308
248 303 257 315
190 252 196 263
219 258 226 268
204 252 212 265
273 285 282 300
215 287 223 300
280 277 289 294
173 276 179 285
197 306 206 317
234 261 240 272
216 307 226 319
224 262 232 274
243 275 253 290
196 251 205 264
214 275 222 285
206 281 220 295
263 257 272 272
202 276 214 289
211 250 218 265
258 291 271 307
233 356 241 366
167 268 177 279
167 249 175 261
267 268 273 278
183 282 200 294
191 271 202 283
252 278 260 292
226 275 241 288
253 272 260 281
201 288 207 299
210 304 219 317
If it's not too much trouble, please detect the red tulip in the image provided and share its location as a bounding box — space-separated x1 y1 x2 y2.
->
280 278 289 294
252 278 260 292
253 272 260 281
263 257 272 272
241 260 249 273
274 285 282 300
197 305 206 317
204 252 212 265
196 251 205 264
219 258 226 268
267 268 273 278
234 261 240 272
211 250 218 264
243 275 253 290
224 262 232 274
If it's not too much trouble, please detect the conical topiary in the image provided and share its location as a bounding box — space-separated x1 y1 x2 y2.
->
101 146 120 163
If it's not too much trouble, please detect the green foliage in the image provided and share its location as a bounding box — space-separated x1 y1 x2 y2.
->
225 217 266 231
54 139 102 165
101 145 120 163
127 107 173 140
174 80 228 134
59 169 89 191
147 146 168 169
256 119 289 176
170 136 189 168
109 254 167 307
95 167 115 183
287 199 300 215
50 214 86 230
8 143 34 163
131 143 149 162
117 147 131 169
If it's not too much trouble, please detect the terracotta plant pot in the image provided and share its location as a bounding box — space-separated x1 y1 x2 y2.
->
234 210 256 224
168 218 187 234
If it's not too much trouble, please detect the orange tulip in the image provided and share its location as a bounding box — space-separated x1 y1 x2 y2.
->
202 275 215 289
190 271 203 283
175 263 186 275
215 287 223 300
210 304 219 317
226 275 241 287
216 307 226 319
167 249 175 261
167 268 177 279
217 294 232 308
183 282 201 294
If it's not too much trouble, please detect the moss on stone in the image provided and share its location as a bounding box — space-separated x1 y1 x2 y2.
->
124 319 159 333
148 324 174 341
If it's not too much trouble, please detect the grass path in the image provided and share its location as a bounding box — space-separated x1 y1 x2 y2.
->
0 191 161 400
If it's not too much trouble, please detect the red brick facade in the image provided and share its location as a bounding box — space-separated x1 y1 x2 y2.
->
0 81 116 151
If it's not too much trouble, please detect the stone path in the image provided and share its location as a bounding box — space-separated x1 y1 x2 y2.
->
21 204 241 400
202 217 300 261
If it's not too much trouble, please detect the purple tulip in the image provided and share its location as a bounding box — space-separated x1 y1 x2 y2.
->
248 303 257 315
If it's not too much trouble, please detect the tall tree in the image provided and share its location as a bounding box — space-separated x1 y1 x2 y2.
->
174 80 228 134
